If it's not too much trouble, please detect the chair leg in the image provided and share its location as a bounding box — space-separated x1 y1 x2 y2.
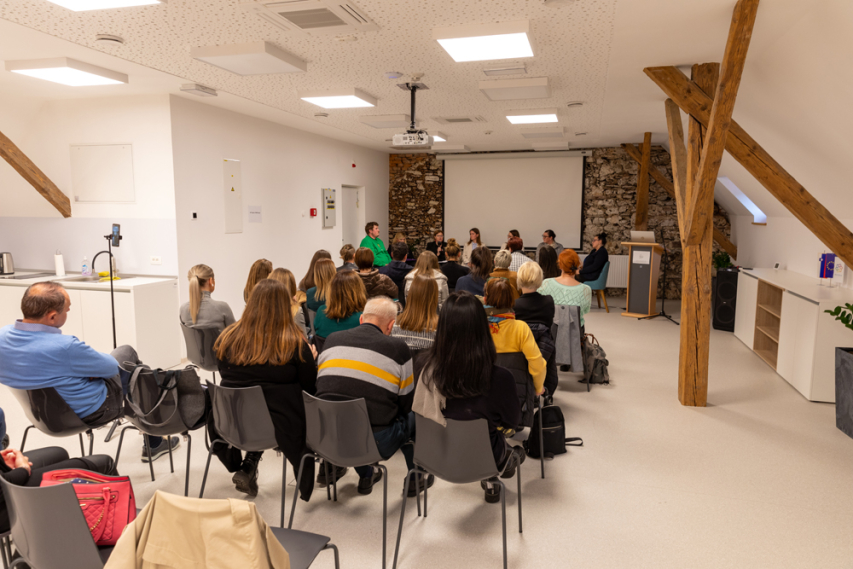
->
324 543 340 569
114 425 137 466
78 432 85 457
280 452 287 528
378 464 388 569
212 371 217 386
87 430 94 456
184 433 192 497
20 425 33 454
143 435 155 481
601 290 610 313
499 480 507 569
198 439 224 498
392 468 418 569
288 454 314 529
167 437 175 473
0 535 9 569
516 462 523 533
103 418 121 443
325 461 332 501
333 466 338 502
596 291 601 309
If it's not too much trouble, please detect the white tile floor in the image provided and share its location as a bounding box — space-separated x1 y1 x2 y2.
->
2 298 853 568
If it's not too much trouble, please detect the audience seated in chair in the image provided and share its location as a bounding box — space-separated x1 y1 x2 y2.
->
314 271 367 341
392 275 439 352
507 237 532 273
379 242 413 306
537 245 561 280
403 251 449 308
455 246 493 297
209 279 318 500
489 250 520 301
412 292 525 503
243 258 273 303
180 264 236 332
514 263 558 400
304 259 336 312
355 248 399 300
268 268 309 336
299 250 332 292
0 282 177 462
440 239 469 291
338 244 357 273
538 249 592 329
317 297 432 497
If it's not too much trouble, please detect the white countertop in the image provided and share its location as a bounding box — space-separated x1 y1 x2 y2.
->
0 270 176 291
742 268 853 304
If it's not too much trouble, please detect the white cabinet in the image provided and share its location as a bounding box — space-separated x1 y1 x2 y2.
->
78 289 136 355
734 272 758 349
777 292 818 397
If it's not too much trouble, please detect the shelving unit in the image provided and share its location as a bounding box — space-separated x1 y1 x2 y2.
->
753 280 783 369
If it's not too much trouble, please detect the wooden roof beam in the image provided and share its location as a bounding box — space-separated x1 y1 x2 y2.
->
635 132 652 231
0 129 71 218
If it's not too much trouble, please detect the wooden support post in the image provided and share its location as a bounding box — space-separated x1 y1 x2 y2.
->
0 129 71 218
665 99 689 245
622 142 738 259
634 132 652 230
677 63 720 407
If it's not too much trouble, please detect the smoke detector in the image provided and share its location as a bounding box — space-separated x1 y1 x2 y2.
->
95 34 124 45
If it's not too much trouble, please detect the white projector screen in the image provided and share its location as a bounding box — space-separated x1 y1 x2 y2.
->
444 155 584 250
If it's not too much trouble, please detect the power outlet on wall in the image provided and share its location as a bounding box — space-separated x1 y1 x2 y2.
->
150 256 162 265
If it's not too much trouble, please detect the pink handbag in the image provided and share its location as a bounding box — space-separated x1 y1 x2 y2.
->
40 469 137 546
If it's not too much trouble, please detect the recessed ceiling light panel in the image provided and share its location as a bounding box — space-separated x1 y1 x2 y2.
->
47 0 164 10
5 57 127 86
433 20 533 63
431 132 448 142
300 88 376 109
479 77 550 101
506 108 559 125
191 41 307 75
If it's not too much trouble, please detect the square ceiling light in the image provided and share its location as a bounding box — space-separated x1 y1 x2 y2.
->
46 0 164 10
359 114 410 128
431 132 448 142
300 88 376 109
433 21 533 63
506 108 558 125
5 58 127 86
520 127 564 139
191 41 306 75
479 77 550 101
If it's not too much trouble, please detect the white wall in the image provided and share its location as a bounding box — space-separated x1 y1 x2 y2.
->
0 93 178 275
733 215 853 289
170 96 389 318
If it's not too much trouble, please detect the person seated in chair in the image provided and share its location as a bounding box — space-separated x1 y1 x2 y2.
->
379 242 413 306
180 264 236 331
514 263 558 401
0 282 178 463
412 292 526 503
316 297 433 497
576 232 609 283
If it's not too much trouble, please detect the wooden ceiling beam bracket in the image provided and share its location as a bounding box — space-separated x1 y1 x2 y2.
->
634 132 652 231
0 129 71 218
664 99 689 246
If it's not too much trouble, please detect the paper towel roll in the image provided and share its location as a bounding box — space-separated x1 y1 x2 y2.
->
54 253 66 277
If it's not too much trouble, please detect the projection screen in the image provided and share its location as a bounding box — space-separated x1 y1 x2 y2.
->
443 155 584 250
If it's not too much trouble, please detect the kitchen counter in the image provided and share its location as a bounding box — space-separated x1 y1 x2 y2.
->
0 270 177 292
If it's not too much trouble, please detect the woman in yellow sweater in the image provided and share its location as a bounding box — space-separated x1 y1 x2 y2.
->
482 278 546 396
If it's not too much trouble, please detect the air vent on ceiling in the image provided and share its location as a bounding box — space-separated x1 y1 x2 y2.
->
244 0 378 36
433 115 487 125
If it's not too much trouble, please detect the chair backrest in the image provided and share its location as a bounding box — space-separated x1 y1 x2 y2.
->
302 392 383 467
125 369 187 437
7 387 90 437
0 477 104 569
207 382 278 452
306 307 317 335
413 414 498 484
586 261 610 291
180 323 221 372
495 352 535 429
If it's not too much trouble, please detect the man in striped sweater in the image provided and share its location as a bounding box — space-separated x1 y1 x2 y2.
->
317 296 434 496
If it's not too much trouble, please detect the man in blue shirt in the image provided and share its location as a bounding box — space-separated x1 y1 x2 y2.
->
0 282 178 462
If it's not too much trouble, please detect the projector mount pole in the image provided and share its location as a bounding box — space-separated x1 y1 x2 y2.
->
407 82 419 133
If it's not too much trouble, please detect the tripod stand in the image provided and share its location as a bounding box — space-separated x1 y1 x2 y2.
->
639 230 679 325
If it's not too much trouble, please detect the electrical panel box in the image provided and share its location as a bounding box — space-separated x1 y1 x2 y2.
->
322 188 336 228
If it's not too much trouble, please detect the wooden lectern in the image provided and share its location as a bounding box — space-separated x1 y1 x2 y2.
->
622 242 665 318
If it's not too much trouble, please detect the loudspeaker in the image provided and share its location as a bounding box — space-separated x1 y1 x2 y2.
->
713 268 738 332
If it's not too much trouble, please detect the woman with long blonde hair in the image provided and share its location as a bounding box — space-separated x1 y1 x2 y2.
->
403 251 449 307
212 279 317 500
313 270 367 339
268 267 308 335
306 258 336 311
243 258 273 303
179 264 235 330
392 275 439 351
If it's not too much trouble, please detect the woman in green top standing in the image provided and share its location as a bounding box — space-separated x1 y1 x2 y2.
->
359 221 392 267
537 249 592 327
314 270 367 339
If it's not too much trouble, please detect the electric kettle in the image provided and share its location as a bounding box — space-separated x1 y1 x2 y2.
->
0 252 14 275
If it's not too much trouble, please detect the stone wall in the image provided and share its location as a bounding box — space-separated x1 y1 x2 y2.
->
388 148 733 299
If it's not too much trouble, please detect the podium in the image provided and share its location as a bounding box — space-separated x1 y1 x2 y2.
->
621 242 664 318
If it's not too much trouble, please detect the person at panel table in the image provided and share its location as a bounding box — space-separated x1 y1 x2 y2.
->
360 222 392 267
426 230 448 262
576 233 610 284
462 228 483 265
535 229 565 262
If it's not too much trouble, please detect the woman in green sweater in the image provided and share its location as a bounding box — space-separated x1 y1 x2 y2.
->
314 270 367 339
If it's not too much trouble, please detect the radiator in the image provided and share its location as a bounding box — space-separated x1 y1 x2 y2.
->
578 254 628 288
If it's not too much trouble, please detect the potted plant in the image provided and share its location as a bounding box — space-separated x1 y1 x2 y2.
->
826 303 853 439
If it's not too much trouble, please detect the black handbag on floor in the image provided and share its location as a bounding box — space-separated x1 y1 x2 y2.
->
523 404 583 459
124 364 206 431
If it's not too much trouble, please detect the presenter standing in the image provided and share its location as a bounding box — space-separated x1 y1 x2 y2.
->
576 233 609 283
360 222 392 267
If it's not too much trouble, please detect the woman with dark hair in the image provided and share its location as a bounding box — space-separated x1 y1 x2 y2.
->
213 278 317 500
500 229 521 251
425 230 447 262
455 246 493 297
462 228 482 265
441 238 470 290
413 292 525 503
538 245 561 279
243 259 273 303
577 232 610 283
299 250 332 292
538 249 592 327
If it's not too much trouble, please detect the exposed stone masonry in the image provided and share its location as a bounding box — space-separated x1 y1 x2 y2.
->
388 154 444 253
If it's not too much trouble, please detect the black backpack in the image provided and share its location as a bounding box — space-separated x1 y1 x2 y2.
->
523 404 583 459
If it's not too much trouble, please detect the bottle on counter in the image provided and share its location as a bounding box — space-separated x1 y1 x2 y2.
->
81 256 91 276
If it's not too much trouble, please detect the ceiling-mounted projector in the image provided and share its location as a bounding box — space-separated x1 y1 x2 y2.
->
391 78 433 150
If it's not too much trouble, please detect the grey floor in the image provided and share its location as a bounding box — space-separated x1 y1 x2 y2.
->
2 298 852 568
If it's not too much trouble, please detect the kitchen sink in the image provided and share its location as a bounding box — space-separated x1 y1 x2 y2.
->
58 276 105 282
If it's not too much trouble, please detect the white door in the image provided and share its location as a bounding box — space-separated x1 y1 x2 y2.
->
340 185 366 249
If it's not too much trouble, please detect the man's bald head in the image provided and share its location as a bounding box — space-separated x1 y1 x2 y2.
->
22 282 70 327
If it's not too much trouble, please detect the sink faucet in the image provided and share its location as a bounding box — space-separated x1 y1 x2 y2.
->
91 250 116 277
